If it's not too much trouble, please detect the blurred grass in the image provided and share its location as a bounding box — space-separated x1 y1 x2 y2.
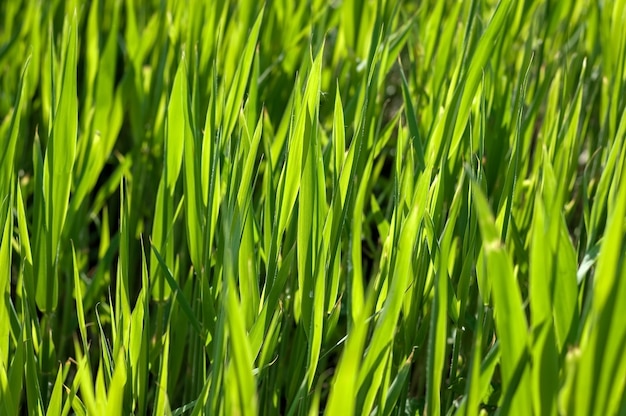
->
0 0 625 414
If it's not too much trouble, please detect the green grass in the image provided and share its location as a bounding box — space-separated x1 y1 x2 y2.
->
1 0 625 414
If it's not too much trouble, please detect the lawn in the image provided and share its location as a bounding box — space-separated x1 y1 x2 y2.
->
0 0 625 414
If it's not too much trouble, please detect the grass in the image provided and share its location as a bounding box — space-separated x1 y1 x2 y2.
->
0 0 625 414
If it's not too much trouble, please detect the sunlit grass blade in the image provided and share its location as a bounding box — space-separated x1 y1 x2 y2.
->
529 194 559 415
222 8 264 140
357 169 430 414
471 181 531 414
150 53 188 301
36 12 78 312
0 56 30 196
71 243 88 354
224 273 258 414
105 348 127 415
128 239 150 415
0 190 12 370
426 231 448 416
0 361 17 416
571 163 626 415
46 363 66 416
154 329 171 416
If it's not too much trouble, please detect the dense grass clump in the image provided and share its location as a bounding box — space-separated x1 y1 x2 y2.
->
1 0 625 414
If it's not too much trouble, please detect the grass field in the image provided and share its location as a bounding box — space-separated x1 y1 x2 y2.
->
1 0 625 414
